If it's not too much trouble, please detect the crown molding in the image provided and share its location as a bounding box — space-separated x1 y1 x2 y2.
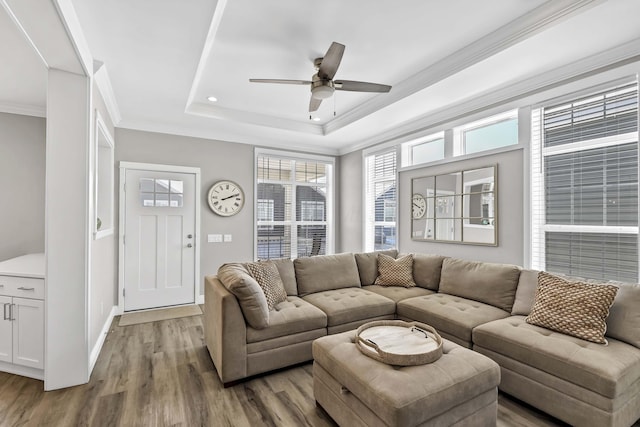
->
0 101 46 117
338 38 640 155
117 118 340 156
186 102 323 135
93 61 122 125
325 0 604 136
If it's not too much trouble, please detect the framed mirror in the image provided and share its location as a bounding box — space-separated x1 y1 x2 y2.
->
411 165 497 245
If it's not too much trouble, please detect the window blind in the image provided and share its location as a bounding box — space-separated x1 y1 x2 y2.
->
365 150 397 251
532 81 639 282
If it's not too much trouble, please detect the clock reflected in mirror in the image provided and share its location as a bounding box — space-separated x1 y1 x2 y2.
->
412 193 427 219
208 180 245 217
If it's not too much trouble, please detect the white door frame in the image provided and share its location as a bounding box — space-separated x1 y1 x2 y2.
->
118 161 201 314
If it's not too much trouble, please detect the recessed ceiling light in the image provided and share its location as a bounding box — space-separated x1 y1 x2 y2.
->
312 117 321 122
207 96 218 102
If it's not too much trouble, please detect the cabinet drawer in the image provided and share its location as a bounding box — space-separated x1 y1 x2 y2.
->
0 276 44 300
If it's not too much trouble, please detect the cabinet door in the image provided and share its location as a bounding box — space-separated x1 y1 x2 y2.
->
12 297 44 369
0 296 11 363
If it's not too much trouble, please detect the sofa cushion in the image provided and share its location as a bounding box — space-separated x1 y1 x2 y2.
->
607 282 640 349
303 288 395 327
413 254 446 291
397 294 510 346
354 250 398 286
246 296 327 343
217 263 269 329
363 285 434 303
439 258 521 312
473 316 640 399
295 253 361 296
511 269 539 316
269 258 298 296
526 272 618 344
374 254 416 287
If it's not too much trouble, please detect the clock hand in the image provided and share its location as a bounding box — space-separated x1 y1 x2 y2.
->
221 193 239 201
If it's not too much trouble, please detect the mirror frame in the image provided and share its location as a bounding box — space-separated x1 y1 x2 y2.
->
411 165 497 246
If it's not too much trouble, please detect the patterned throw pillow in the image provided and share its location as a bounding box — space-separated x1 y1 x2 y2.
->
525 271 618 344
246 261 288 311
374 254 416 288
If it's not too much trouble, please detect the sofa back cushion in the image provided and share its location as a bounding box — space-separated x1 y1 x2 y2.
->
294 253 361 296
354 250 398 286
217 263 269 329
268 258 298 296
439 258 521 312
413 254 446 291
511 269 539 315
606 282 640 348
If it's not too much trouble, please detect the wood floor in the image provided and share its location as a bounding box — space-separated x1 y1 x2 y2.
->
0 309 612 426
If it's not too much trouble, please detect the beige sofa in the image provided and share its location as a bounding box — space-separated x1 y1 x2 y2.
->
204 251 640 427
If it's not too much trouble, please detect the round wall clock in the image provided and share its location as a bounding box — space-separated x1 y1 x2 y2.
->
412 194 427 219
208 180 245 217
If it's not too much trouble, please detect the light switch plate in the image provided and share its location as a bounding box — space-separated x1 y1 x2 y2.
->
208 234 223 243
223 234 232 242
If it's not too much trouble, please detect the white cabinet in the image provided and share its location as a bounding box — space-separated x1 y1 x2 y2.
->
0 253 45 380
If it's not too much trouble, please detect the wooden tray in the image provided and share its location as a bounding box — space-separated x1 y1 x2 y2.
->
355 320 443 366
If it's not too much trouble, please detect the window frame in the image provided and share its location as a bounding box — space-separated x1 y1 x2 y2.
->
454 109 518 156
254 148 335 260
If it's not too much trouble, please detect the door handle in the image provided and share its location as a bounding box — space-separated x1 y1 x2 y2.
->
187 234 193 239
187 243 193 248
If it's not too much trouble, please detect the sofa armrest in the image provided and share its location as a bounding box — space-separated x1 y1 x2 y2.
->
204 275 248 384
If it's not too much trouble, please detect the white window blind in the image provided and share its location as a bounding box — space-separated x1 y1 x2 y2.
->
531 82 639 281
256 154 333 259
365 150 397 251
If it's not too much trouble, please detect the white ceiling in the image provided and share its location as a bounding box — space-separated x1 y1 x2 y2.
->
2 1 640 155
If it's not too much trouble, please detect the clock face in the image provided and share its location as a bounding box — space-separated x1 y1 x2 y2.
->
412 194 427 219
208 180 245 217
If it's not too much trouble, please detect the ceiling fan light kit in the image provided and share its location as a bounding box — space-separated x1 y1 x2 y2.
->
250 41 392 113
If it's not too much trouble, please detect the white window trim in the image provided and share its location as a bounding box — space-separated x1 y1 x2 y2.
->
254 148 335 260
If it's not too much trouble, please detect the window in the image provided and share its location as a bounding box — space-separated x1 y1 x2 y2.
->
94 112 114 239
402 132 445 167
455 110 518 155
255 152 333 259
139 178 184 207
365 149 397 251
531 82 639 282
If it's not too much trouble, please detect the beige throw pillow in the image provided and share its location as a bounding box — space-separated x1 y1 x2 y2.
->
525 271 618 344
374 254 416 288
246 261 288 311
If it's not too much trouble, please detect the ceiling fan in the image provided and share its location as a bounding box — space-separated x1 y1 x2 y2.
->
249 42 392 112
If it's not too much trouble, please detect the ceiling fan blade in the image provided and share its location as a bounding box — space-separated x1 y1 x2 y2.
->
309 96 322 112
317 42 345 80
334 80 392 93
249 79 312 85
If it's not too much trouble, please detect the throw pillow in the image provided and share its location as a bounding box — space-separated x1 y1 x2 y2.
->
246 261 288 310
525 271 618 344
374 254 416 288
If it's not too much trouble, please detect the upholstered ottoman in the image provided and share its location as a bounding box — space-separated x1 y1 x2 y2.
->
312 331 500 427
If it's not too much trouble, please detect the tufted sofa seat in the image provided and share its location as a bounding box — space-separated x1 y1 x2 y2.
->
473 316 640 427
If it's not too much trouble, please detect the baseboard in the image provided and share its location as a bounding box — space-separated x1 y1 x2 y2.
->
0 360 44 381
196 294 204 304
89 305 118 375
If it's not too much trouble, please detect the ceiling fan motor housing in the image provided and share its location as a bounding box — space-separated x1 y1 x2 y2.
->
311 74 334 99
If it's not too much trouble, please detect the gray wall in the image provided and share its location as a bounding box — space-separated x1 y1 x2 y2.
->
338 149 364 253
115 128 256 296
89 85 117 351
0 113 45 261
399 148 524 265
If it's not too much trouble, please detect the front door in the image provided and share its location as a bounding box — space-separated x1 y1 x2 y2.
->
122 168 196 311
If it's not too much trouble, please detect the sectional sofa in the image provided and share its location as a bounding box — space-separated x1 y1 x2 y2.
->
204 250 640 427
